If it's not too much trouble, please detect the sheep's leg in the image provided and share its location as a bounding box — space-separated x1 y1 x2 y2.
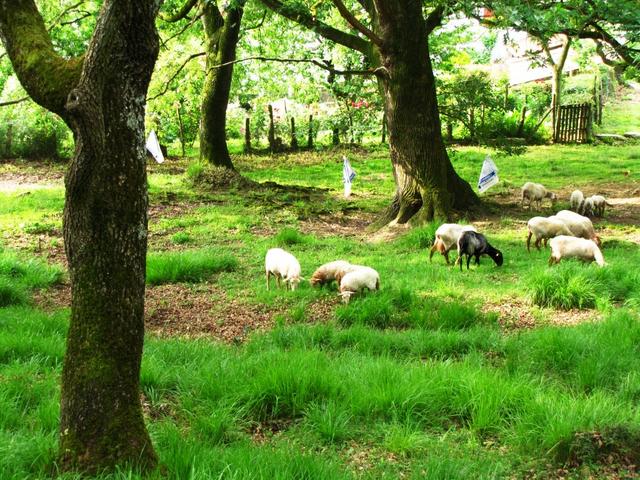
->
466 255 472 270
429 243 437 262
526 232 532 252
535 237 542 251
543 238 548 248
443 249 451 265
266 271 270 290
475 254 480 265
276 275 281 289
459 254 464 271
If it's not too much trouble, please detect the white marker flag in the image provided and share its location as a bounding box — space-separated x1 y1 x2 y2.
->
342 155 356 198
477 155 499 193
146 130 165 164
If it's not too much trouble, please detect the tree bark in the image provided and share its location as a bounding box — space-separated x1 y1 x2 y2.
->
199 1 244 169
0 0 159 473
374 1 477 224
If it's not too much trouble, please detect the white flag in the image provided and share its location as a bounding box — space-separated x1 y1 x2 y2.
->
477 155 499 193
342 155 356 198
146 130 165 164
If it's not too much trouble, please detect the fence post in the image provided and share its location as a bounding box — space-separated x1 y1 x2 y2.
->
268 104 276 152
307 114 313 149
290 117 298 150
244 117 251 153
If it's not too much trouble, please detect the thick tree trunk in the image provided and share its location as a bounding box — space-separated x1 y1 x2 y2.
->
58 1 159 472
374 1 477 224
199 2 244 169
0 0 159 473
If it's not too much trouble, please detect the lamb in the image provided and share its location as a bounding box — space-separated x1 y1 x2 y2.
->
570 190 584 212
310 260 352 288
526 216 573 252
588 195 612 217
265 248 303 291
580 196 595 217
339 266 380 303
429 223 477 264
521 182 557 210
548 235 605 267
456 231 504 271
554 210 601 246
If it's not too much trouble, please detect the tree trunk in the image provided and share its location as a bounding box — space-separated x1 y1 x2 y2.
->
551 67 560 141
244 116 251 152
59 1 159 472
199 2 244 169
290 117 298 149
307 114 313 148
0 0 160 473
374 1 477 224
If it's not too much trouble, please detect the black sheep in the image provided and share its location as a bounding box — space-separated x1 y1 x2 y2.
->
456 231 504 271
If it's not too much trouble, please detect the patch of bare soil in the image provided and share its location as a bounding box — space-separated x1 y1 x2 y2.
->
33 283 71 311
0 160 65 190
299 210 376 238
144 283 281 342
483 298 599 331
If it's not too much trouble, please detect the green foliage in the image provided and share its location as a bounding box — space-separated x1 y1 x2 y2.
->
146 249 238 285
275 227 311 246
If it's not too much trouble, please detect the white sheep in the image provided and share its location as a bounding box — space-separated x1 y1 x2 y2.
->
554 210 601 246
580 196 595 217
265 248 303 291
548 235 605 267
521 182 557 210
429 223 477 264
569 190 584 212
589 195 612 217
339 266 380 303
526 216 573 252
310 260 352 288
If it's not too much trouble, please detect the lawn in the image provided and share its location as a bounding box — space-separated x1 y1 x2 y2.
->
1 101 640 478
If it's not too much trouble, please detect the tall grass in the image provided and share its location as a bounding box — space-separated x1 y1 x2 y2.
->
146 249 238 285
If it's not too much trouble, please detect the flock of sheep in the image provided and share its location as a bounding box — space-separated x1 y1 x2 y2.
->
264 181 611 303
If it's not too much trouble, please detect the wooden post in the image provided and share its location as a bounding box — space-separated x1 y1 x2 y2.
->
175 102 185 157
516 103 528 137
381 112 386 144
307 114 313 149
290 117 298 150
244 117 251 153
268 104 276 152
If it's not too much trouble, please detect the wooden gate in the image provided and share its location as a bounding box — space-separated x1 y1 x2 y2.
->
554 103 592 143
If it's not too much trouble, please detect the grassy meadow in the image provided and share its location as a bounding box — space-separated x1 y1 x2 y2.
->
1 102 640 478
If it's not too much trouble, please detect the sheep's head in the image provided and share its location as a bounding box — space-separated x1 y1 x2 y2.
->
339 290 354 304
548 192 557 202
288 275 303 290
491 249 504 267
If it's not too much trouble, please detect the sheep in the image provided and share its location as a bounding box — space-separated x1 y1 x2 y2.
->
429 223 477 264
339 266 380 303
456 231 504 271
554 210 601 246
570 190 584 212
579 196 595 217
526 216 573 252
521 182 557 210
310 260 352 288
265 248 303 291
548 235 605 267
589 195 612 217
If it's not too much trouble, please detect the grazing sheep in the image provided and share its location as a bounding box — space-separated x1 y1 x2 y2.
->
429 223 477 264
521 182 557 210
554 210 601 246
589 195 612 217
265 248 303 291
339 266 380 303
548 235 605 267
570 190 584 212
456 231 504 271
526 216 573 252
310 260 352 288
580 196 595 217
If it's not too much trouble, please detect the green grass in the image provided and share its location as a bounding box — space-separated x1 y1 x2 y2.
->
146 249 238 285
2 118 640 478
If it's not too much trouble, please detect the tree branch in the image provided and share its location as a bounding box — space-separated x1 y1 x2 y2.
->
425 6 444 35
147 51 206 101
242 9 267 32
330 0 382 47
47 1 83 31
207 55 386 77
0 96 29 107
160 0 199 23
0 0 83 120
159 10 203 48
259 0 370 54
